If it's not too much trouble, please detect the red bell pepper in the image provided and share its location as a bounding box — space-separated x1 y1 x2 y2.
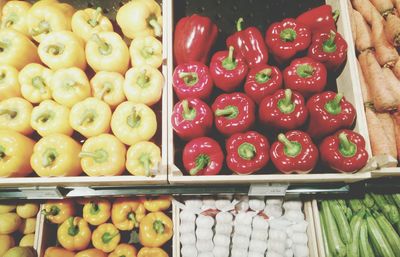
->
283 57 327 98
308 30 348 71
173 62 213 101
212 92 256 136
244 64 283 104
306 91 356 139
174 14 218 65
226 131 270 175
265 18 311 63
320 129 369 173
296 5 339 34
210 46 248 92
171 98 213 141
259 89 308 130
270 130 319 174
226 18 269 67
183 137 224 176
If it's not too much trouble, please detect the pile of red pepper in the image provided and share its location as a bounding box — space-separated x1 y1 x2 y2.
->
172 5 369 176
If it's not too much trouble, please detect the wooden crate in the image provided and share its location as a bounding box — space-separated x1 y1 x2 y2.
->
167 0 374 184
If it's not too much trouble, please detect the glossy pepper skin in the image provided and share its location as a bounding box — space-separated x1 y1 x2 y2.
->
139 212 173 247
0 97 33 135
173 62 213 101
57 217 91 251
183 137 223 176
43 199 75 224
270 130 319 174
143 196 172 212
171 99 213 141
0 64 21 101
306 91 356 139
75 248 107 257
92 223 120 253
212 92 256 136
244 64 282 104
259 89 308 130
265 18 311 63
226 18 268 66
174 14 218 65
83 199 111 226
44 247 75 257
111 198 146 231
226 131 270 175
109 244 137 257
320 129 369 173
283 57 327 98
138 247 169 257
296 5 339 34
210 46 248 92
308 30 348 71
0 1 31 36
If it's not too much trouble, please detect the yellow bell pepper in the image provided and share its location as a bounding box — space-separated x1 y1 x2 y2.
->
0 130 34 177
126 141 161 177
137 247 168 257
19 234 34 247
139 212 173 247
71 7 113 43
0 1 31 36
44 247 75 257
43 199 75 224
0 235 15 256
109 244 137 257
111 198 146 231
58 217 91 251
31 134 82 177
90 71 126 109
0 0 6 19
111 102 157 146
0 64 21 101
58 2 75 18
79 134 126 176
0 29 39 70
0 97 33 135
86 32 129 74
69 98 111 138
130 36 163 68
0 212 21 234
19 218 36 234
116 0 162 39
50 67 91 108
143 196 171 212
16 203 39 219
31 100 73 137
38 31 86 70
83 199 111 226
75 248 107 257
0 204 15 214
19 63 53 104
91 223 120 253
123 65 163 106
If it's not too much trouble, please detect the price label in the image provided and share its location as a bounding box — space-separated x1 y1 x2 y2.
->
19 187 63 199
249 183 289 196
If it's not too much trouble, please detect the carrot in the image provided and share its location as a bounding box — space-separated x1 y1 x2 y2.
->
385 13 400 46
392 111 400 160
352 0 381 24
353 10 373 52
370 0 395 16
378 112 397 157
348 0 357 42
393 58 400 79
357 60 372 102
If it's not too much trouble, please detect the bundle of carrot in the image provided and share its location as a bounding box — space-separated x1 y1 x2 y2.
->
350 0 400 166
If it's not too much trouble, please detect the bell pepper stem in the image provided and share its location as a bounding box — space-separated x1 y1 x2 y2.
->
333 10 340 22
238 142 256 160
98 82 113 99
296 64 314 78
149 19 162 37
0 109 17 118
236 17 244 31
139 153 152 177
127 108 141 128
278 134 302 157
141 47 154 58
323 30 337 53
36 112 53 123
137 70 150 88
0 72 5 80
280 28 297 42
31 21 50 36
46 44 65 55
47 206 60 216
42 148 58 168
222 46 238 71
67 217 79 236
79 150 108 163
278 89 295 114
0 41 7 51
190 154 210 175
179 72 199 86
0 145 5 160
90 202 100 215
153 220 165 234
102 231 119 244
80 112 95 126
325 93 343 115
338 132 357 157
88 7 102 27
128 212 137 225
32 76 48 94
255 68 272 83
91 34 112 55
181 100 196 121
215 105 239 119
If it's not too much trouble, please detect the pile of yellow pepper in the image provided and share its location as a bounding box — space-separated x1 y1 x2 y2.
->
42 196 172 257
0 0 164 178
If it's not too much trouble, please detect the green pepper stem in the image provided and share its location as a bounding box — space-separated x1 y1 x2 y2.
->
255 68 272 83
97 82 112 100
222 46 237 71
88 7 102 27
90 202 100 215
179 72 199 86
215 105 239 119
42 205 60 217
139 153 152 177
31 21 50 36
79 112 96 126
153 220 165 234
67 217 79 236
102 231 119 244
35 112 53 123
3 14 17 28
0 109 17 118
278 134 302 157
278 89 295 114
46 44 65 55
42 148 58 168
338 132 357 157
323 30 337 53
91 34 112 55
325 93 343 115
236 17 244 31
181 100 196 121
128 212 137 224
189 154 210 175
136 70 150 88
296 64 314 78
32 76 48 94
332 10 340 22
280 28 297 42
0 72 5 80
79 150 108 163
238 142 256 160
149 19 162 37
141 47 154 59
0 145 5 160
127 108 141 128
